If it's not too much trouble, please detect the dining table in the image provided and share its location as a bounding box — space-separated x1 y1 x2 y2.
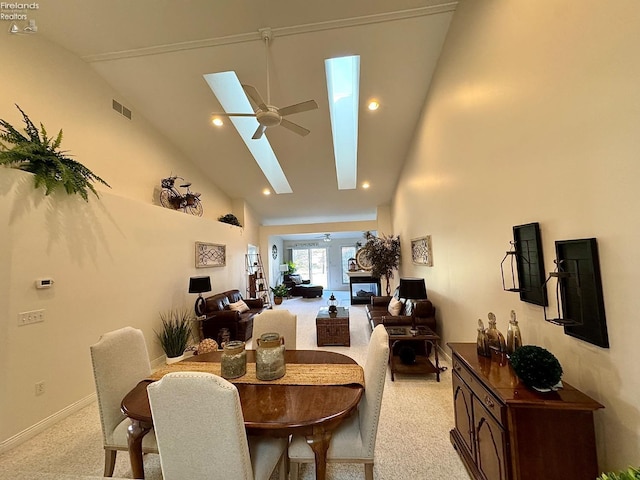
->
121 349 364 480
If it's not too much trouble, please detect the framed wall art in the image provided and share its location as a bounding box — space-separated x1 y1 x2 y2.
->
195 242 226 268
411 236 433 266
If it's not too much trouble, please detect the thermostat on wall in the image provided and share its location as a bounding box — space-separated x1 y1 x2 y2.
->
35 278 54 289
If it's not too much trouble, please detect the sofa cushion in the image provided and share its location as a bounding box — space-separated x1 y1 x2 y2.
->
227 300 250 313
387 297 403 316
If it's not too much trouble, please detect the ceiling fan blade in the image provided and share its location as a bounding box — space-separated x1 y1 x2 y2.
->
211 112 257 117
252 124 267 140
278 100 318 117
280 118 310 137
242 85 267 109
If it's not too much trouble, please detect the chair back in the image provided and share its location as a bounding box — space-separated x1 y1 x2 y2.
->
252 309 297 349
90 326 151 446
147 372 254 480
359 324 390 456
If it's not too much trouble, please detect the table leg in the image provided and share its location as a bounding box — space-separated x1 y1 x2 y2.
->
127 419 152 479
434 341 440 382
389 340 398 381
305 430 332 480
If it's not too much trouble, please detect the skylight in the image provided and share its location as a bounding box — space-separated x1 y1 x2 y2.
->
203 71 292 194
325 55 360 190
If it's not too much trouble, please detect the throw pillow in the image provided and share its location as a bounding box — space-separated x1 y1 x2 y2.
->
387 297 403 316
228 300 250 313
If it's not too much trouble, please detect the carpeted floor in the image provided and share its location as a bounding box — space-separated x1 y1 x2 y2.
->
0 292 470 480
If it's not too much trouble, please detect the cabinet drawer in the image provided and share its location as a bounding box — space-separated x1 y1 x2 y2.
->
453 354 506 426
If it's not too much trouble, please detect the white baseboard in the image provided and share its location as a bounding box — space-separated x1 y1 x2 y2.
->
0 392 96 454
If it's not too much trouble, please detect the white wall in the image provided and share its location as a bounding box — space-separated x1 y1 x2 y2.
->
393 0 640 471
0 31 257 445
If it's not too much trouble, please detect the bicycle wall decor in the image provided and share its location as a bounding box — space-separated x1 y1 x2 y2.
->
159 175 203 216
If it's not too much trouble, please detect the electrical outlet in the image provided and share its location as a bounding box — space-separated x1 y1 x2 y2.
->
35 381 45 396
17 309 45 326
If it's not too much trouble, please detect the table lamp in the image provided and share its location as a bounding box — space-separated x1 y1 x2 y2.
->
189 276 212 317
398 277 427 335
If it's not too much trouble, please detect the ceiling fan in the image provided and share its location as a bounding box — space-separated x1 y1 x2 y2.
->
213 28 318 140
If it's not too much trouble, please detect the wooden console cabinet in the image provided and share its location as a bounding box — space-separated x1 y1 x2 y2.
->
448 343 603 480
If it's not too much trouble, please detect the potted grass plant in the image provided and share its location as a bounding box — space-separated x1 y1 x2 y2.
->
598 467 640 480
270 284 289 305
155 308 193 364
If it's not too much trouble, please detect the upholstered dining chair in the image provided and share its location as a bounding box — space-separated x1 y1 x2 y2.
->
288 324 390 480
90 326 158 476
147 371 288 480
252 309 298 349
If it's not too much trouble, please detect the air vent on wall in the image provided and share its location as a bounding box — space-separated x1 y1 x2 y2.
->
112 99 132 120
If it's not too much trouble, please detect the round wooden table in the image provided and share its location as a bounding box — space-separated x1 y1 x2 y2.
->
121 350 363 480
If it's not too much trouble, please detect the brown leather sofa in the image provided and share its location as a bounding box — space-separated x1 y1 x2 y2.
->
283 274 324 298
366 295 436 332
200 289 268 342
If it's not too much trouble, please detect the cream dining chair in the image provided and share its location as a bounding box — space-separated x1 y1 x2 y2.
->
288 324 390 480
252 309 297 349
90 326 158 476
147 371 288 480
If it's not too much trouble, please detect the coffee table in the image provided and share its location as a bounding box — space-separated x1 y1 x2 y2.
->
316 307 350 346
385 325 441 381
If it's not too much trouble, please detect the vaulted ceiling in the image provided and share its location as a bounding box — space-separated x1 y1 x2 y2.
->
34 0 456 225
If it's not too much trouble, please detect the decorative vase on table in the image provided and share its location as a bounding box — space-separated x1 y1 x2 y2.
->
476 319 491 357
486 312 506 354
506 310 522 355
165 354 186 365
256 333 286 381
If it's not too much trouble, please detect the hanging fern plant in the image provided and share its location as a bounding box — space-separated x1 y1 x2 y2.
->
0 105 110 201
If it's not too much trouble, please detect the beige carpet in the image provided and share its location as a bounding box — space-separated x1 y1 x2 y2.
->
0 292 470 480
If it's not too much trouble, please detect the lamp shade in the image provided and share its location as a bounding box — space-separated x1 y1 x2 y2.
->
189 276 212 294
279 264 289 272
398 277 427 300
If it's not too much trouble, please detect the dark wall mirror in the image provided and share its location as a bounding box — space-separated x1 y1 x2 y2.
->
557 238 609 348
513 222 547 306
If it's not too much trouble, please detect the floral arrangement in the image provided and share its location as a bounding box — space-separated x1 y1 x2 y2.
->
509 345 563 390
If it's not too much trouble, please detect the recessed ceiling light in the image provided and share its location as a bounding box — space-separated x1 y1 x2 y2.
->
368 100 379 111
263 188 271 196
212 117 224 127
362 182 370 189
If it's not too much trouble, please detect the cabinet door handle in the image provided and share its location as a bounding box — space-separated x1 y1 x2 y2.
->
484 395 495 409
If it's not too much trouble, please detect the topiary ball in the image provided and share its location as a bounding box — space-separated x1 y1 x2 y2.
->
510 345 563 390
196 338 218 355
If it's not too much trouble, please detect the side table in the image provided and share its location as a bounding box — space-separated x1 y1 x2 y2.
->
385 325 441 381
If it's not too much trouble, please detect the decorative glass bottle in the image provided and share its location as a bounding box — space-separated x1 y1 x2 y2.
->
506 310 523 355
486 312 506 354
256 333 286 381
476 319 491 357
221 340 247 379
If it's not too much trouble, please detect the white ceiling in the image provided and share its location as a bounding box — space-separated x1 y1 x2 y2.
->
33 0 456 225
